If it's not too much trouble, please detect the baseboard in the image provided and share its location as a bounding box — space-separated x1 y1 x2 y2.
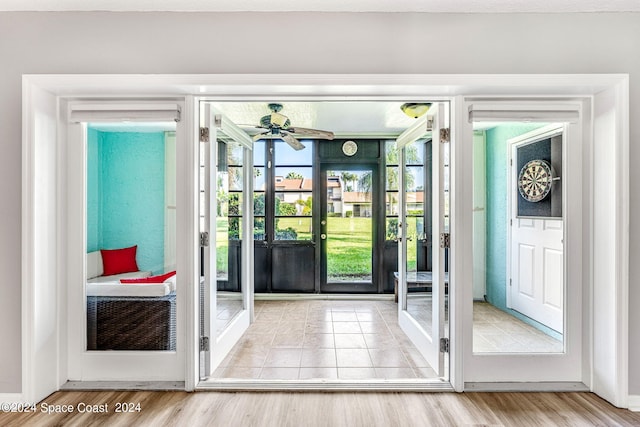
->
61 381 185 391
629 395 640 412
0 393 25 404
464 382 589 392
254 293 393 301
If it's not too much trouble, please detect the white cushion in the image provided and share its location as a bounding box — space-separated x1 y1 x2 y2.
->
87 270 152 283
86 251 104 279
86 282 171 297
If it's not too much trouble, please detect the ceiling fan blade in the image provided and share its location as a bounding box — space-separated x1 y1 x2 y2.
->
252 131 269 141
282 133 306 151
287 127 335 140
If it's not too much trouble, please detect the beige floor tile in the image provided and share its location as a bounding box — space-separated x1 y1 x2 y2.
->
271 333 305 348
302 333 335 349
369 349 411 368
334 334 367 349
304 321 334 334
333 322 362 333
259 367 300 380
300 348 337 367
336 349 373 367
338 368 376 379
363 333 398 349
222 367 263 379
331 312 358 322
299 367 338 380
374 367 416 379
263 348 303 367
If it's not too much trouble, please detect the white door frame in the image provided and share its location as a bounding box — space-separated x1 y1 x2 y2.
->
22 74 628 408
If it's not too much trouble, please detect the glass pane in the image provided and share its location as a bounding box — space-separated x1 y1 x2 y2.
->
386 139 425 165
472 121 564 353
253 140 266 166
326 169 373 283
228 192 243 216
85 123 176 351
386 167 399 191
254 192 265 216
386 192 400 216
254 166 266 190
386 217 399 241
402 140 432 334
227 143 243 166
228 166 243 191
274 217 312 240
274 167 313 185
275 192 312 216
274 139 313 165
254 217 266 240
405 166 425 192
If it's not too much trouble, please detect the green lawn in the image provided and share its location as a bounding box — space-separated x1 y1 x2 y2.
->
215 217 419 278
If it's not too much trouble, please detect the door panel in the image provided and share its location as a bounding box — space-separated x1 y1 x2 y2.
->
397 103 447 378
201 106 254 377
320 165 378 293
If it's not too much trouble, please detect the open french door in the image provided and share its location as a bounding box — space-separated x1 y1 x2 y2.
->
397 103 448 378
200 105 254 378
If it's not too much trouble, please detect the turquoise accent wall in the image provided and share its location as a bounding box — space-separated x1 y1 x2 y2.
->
86 130 166 274
86 128 101 252
485 124 544 309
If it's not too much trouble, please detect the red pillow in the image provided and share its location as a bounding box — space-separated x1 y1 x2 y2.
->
101 245 139 276
121 271 176 284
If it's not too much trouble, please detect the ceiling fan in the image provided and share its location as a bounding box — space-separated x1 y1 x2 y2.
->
247 103 334 150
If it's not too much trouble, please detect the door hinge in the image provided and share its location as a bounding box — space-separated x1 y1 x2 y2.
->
440 337 449 353
200 231 210 247
440 128 450 143
439 233 450 249
200 127 210 143
200 336 210 352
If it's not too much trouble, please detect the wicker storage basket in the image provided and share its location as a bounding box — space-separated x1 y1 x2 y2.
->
86 292 176 351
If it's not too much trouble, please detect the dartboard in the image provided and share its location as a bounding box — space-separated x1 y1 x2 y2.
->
518 159 553 202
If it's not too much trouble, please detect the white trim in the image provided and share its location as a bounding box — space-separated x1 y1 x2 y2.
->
464 382 589 392
21 73 628 407
629 395 640 412
198 380 453 392
0 393 25 404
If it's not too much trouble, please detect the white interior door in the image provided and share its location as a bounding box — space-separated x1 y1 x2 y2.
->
509 128 564 333
201 106 254 378
397 103 447 377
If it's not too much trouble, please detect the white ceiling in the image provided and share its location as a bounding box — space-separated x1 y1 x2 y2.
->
1 0 639 12
212 101 424 138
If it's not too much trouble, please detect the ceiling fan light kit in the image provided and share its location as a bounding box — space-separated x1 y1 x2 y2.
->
401 102 432 119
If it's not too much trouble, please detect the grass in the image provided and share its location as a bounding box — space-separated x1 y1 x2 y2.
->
215 217 419 278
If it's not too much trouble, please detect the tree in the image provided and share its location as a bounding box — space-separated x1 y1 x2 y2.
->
286 171 303 179
340 171 358 192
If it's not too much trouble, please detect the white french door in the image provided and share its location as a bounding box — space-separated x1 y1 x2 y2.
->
397 103 448 378
66 102 185 381
464 101 583 384
200 105 254 378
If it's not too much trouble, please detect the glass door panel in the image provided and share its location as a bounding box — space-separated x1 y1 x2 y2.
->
397 103 448 378
321 166 377 293
200 106 254 377
85 122 177 353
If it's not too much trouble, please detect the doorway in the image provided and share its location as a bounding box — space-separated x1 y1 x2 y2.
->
320 165 379 293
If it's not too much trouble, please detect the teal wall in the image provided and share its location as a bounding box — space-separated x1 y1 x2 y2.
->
485 124 544 309
86 128 101 252
87 130 166 274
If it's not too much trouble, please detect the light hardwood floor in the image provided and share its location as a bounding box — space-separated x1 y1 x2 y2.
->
1 391 639 426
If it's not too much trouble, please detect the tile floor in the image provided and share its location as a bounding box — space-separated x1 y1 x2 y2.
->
472 301 563 353
212 297 563 381
212 299 438 380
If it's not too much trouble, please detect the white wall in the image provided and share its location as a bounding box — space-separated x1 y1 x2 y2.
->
1 11 639 394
